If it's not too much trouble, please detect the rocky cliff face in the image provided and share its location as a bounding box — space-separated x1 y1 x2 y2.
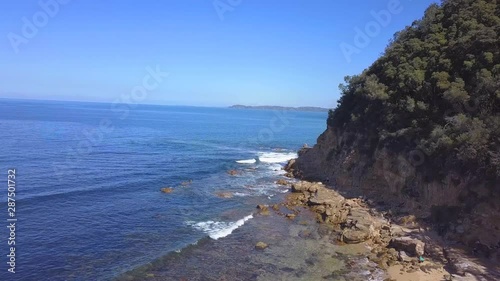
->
289 0 500 259
292 125 500 258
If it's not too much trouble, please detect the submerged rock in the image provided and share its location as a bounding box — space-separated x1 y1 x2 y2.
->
255 242 268 250
258 204 276 217
160 187 173 193
216 192 233 198
227 170 239 176
180 180 192 186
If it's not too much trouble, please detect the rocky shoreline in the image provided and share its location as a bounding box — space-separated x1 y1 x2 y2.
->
118 186 389 281
275 159 500 281
117 160 499 280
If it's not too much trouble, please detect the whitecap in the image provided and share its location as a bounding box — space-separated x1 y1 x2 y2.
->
233 192 251 197
258 152 297 163
236 159 257 164
186 214 253 240
267 163 284 172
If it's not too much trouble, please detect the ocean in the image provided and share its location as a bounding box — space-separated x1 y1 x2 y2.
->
0 99 327 280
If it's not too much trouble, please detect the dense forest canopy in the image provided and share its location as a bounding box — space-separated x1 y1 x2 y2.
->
329 0 500 180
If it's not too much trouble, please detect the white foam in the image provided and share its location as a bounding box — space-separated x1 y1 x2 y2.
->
186 214 253 240
236 159 257 164
258 152 297 163
233 192 250 197
267 163 284 171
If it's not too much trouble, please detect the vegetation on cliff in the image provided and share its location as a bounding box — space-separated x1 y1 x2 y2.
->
330 0 500 180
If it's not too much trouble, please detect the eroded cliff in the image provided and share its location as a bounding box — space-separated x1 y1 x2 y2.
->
292 0 500 259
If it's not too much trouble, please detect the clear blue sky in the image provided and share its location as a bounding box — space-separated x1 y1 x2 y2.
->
0 0 437 107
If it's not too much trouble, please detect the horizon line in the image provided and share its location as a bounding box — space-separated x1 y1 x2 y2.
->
0 97 331 110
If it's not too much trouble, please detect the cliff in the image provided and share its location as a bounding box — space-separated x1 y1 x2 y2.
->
292 0 500 258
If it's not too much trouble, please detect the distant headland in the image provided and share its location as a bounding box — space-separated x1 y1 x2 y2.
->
229 105 330 112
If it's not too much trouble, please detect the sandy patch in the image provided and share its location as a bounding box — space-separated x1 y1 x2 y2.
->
387 262 449 281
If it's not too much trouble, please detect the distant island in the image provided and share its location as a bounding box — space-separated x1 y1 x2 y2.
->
229 105 330 112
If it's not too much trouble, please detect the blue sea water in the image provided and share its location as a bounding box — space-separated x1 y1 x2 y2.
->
0 99 327 281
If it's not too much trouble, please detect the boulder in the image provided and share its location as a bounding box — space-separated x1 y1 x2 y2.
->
256 204 269 211
390 225 412 237
307 184 320 193
291 181 323 193
284 159 296 171
444 247 488 276
398 251 412 262
309 188 344 206
342 229 370 244
291 182 309 192
389 237 425 257
398 215 418 226
276 179 290 186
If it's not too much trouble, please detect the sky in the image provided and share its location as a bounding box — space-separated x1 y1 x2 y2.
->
0 0 437 107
